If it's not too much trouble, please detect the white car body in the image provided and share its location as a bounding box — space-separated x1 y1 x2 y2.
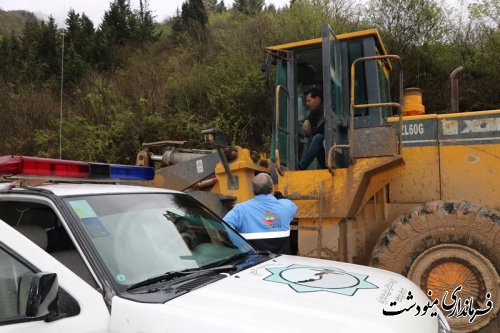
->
0 183 449 332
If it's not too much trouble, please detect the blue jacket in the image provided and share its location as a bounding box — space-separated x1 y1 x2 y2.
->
223 194 297 253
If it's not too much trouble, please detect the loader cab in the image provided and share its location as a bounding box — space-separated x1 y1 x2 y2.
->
267 24 395 171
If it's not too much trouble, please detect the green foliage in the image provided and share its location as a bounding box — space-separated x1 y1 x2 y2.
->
469 0 499 29
0 34 22 79
0 84 59 156
217 1 227 12
203 0 218 12
234 0 265 15
366 0 446 52
65 10 95 63
203 0 227 13
364 0 500 112
172 0 208 40
93 0 159 71
100 0 135 45
263 0 364 44
34 78 167 163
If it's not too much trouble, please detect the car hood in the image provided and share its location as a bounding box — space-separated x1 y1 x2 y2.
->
111 255 440 333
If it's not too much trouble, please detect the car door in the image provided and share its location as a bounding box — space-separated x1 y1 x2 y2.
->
0 220 109 333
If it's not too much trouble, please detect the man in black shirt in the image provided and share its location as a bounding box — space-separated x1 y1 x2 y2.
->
299 87 326 170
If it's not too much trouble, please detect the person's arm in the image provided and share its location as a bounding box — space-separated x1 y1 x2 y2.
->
303 119 312 136
311 117 324 135
280 199 298 222
285 199 298 215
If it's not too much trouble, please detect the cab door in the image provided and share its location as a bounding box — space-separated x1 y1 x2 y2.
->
0 221 109 333
321 23 348 168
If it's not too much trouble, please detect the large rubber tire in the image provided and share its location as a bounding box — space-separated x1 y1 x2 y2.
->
370 201 500 333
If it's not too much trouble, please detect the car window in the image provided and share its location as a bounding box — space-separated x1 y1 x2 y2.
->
0 246 35 323
0 201 98 289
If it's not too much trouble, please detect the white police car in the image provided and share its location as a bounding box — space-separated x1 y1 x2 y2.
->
0 155 451 332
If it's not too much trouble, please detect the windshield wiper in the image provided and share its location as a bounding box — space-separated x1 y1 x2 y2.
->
127 264 235 291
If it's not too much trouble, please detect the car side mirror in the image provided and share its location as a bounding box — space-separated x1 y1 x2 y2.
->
25 272 60 320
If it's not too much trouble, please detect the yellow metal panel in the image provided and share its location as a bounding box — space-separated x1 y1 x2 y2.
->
213 147 269 203
214 148 268 174
277 169 332 218
329 156 403 217
296 217 340 259
387 113 438 122
266 29 388 55
440 143 500 208
359 163 404 210
387 109 500 123
279 156 403 218
437 109 500 118
293 199 325 219
215 167 255 203
266 37 321 51
388 146 441 203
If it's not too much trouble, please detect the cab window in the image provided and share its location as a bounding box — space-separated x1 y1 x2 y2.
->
348 41 367 117
377 59 392 118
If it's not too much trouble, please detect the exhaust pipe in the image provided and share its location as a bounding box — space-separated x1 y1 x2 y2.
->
450 67 464 113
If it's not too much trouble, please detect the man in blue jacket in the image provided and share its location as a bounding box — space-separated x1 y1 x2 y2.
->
223 173 297 254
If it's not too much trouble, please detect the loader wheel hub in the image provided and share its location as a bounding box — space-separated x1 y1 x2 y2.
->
408 244 499 332
422 257 484 303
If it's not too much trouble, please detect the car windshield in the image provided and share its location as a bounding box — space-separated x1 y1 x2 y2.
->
64 193 253 286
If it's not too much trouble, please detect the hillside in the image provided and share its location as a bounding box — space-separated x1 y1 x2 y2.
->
0 9 37 38
0 0 498 163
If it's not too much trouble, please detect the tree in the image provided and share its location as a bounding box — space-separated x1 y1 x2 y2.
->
133 0 159 43
96 0 158 69
172 0 208 40
15 17 62 85
204 0 226 13
100 0 135 46
234 0 264 15
0 34 22 80
203 0 218 12
65 10 96 63
364 0 450 112
366 0 446 52
216 1 227 13
449 0 500 111
469 0 500 30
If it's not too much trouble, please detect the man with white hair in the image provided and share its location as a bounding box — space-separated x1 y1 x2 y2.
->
223 173 297 254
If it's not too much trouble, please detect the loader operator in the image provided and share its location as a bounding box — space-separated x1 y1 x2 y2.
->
299 87 326 170
223 173 297 254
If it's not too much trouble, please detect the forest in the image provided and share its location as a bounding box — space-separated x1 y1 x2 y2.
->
0 0 498 164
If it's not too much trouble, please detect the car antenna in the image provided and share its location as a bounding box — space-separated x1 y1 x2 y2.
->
59 0 66 159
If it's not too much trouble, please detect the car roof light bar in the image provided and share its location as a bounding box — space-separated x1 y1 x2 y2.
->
0 155 154 181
